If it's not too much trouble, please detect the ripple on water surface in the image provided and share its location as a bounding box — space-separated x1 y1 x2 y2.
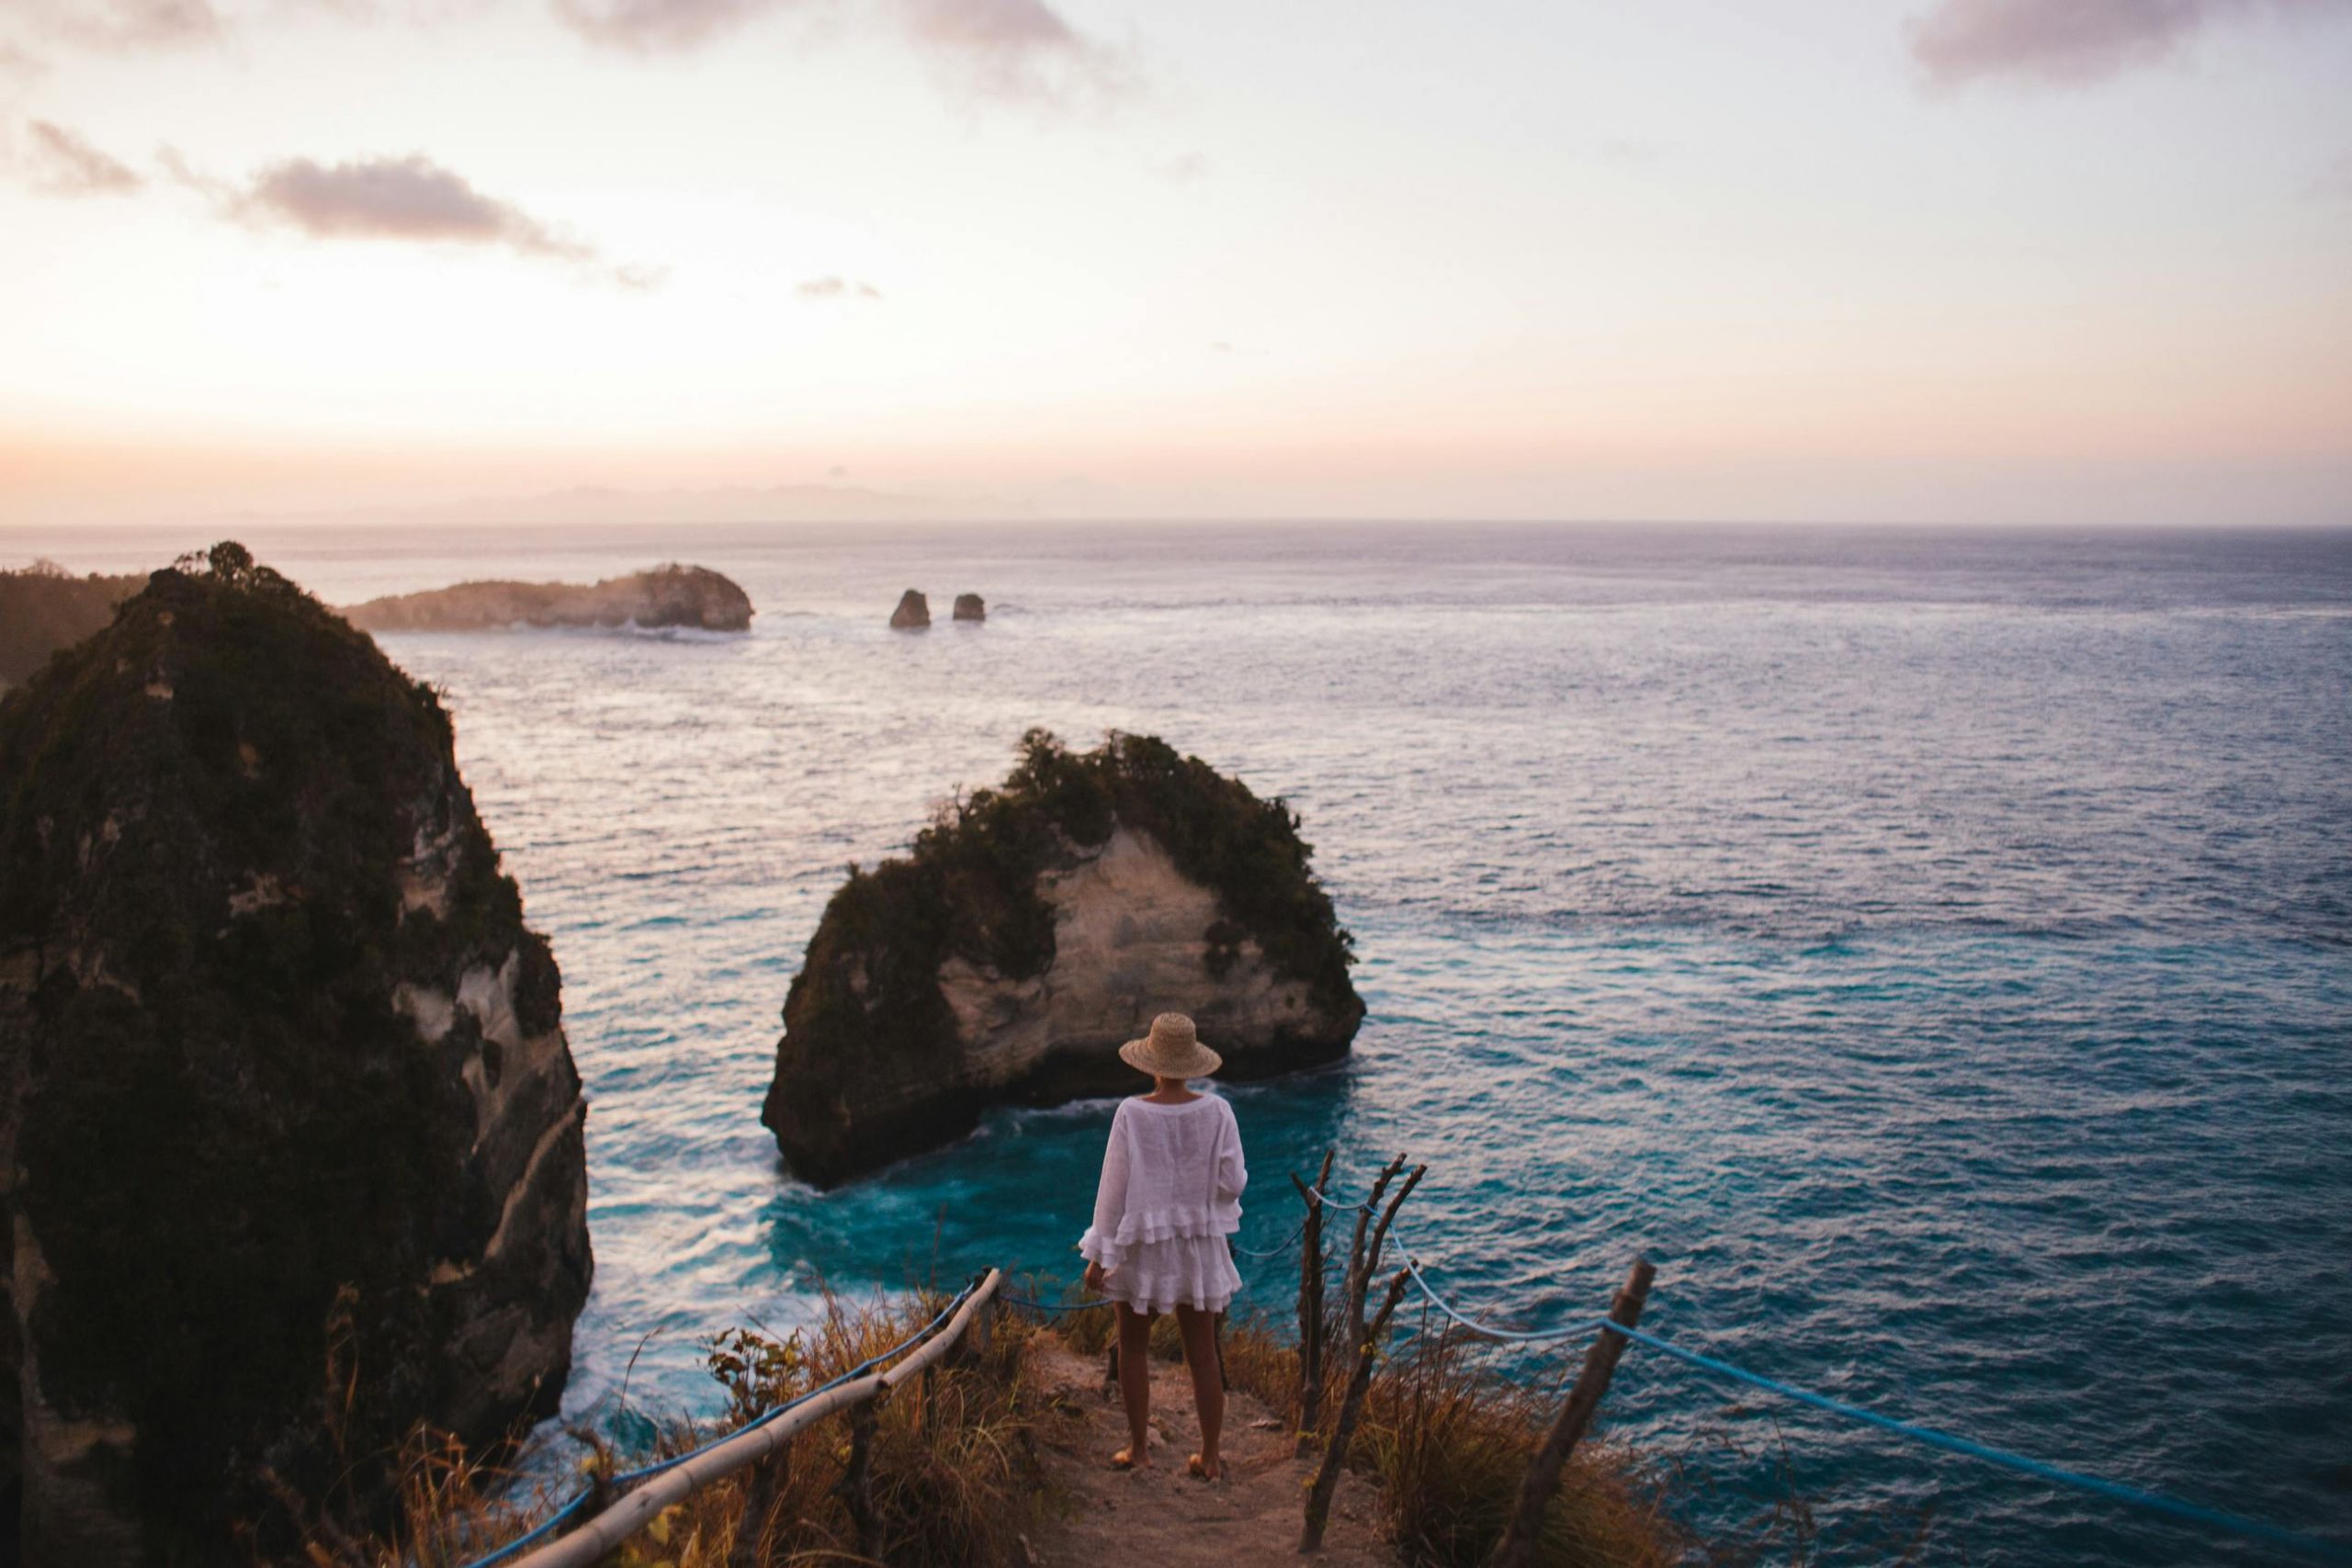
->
18 523 2348 1565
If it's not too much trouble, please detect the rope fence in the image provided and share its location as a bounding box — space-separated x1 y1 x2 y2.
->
1385 1219 2351 1563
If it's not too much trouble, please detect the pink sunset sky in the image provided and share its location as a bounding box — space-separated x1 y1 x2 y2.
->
3 0 2349 527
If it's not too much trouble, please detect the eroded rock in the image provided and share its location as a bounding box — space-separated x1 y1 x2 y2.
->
952 593 985 622
763 731 1363 1185
0 543 592 1563
889 590 931 629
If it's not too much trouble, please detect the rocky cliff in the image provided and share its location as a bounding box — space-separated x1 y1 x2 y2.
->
0 544 592 1564
343 563 752 633
0 564 141 689
763 731 1363 1185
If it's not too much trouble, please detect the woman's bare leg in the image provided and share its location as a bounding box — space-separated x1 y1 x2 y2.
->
1174 1305 1224 1479
1114 1303 1154 1466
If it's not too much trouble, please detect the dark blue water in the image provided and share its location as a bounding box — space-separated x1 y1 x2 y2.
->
16 522 2349 1563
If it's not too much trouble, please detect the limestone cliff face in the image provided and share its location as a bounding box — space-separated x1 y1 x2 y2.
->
0 545 591 1564
763 731 1363 1186
344 563 752 633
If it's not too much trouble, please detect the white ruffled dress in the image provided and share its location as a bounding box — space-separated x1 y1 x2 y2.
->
1079 1093 1248 1314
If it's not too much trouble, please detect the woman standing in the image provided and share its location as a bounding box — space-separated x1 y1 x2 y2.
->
1080 1012 1248 1480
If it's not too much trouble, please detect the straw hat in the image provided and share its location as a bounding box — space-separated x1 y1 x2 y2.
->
1118 1011 1222 1080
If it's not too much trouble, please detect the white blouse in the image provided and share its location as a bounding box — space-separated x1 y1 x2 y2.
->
1079 1094 1249 1268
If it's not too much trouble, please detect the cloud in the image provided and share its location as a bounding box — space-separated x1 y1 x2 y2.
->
797 274 881 299
548 0 1126 104
1906 0 2331 89
551 0 797 51
159 148 656 285
899 0 1126 102
231 152 594 258
15 0 225 51
23 118 144 194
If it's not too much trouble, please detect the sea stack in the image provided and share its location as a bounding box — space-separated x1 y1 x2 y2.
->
953 592 986 623
343 563 752 634
0 544 593 1563
889 589 931 629
762 730 1364 1186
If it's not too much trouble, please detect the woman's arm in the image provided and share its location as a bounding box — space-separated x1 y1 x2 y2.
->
1216 1100 1248 1205
1079 1106 1131 1283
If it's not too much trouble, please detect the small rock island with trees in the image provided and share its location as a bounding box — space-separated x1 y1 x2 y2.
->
763 730 1364 1185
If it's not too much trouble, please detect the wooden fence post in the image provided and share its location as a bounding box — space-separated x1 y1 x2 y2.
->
1293 1148 1336 1452
1300 1156 1423 1554
726 1448 787 1568
1298 1269 1410 1552
1486 1258 1656 1568
840 1401 881 1560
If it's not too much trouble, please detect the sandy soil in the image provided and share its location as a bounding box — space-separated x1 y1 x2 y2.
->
1018 1335 1398 1567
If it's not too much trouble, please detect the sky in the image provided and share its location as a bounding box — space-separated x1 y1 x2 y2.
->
2 0 2349 528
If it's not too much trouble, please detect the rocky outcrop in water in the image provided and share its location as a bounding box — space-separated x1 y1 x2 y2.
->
763 731 1363 1185
953 593 985 623
889 590 931 629
0 564 141 688
0 544 592 1564
344 563 752 633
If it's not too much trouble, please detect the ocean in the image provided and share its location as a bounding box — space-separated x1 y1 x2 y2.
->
12 521 2349 1564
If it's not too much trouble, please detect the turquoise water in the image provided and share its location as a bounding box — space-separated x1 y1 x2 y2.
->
14 522 2349 1563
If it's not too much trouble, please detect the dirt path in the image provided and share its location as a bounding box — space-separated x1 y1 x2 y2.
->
1019 1335 1397 1567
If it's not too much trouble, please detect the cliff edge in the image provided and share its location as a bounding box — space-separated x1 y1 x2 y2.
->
0 544 593 1564
763 730 1363 1186
343 562 752 633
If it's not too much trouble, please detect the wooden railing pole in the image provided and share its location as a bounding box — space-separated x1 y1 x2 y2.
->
1486 1258 1656 1568
725 1451 782 1568
506 1269 1001 1568
1293 1148 1335 1451
840 1401 880 1559
1298 1269 1410 1552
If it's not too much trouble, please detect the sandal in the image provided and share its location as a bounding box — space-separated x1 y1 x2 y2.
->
1187 1452 1222 1482
1111 1446 1148 1471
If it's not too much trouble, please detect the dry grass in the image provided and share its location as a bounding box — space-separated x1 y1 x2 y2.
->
309 1286 1054 1568
309 1273 1686 1568
1219 1314 1681 1568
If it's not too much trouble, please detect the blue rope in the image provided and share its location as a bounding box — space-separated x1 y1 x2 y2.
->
451 1493 587 1568
1236 1189 1375 1258
1231 1213 1314 1258
1600 1318 2351 1563
454 1276 984 1568
1002 1292 1112 1315
1391 1238 2350 1562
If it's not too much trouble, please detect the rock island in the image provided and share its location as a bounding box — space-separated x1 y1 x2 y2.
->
343 562 752 633
763 730 1364 1185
